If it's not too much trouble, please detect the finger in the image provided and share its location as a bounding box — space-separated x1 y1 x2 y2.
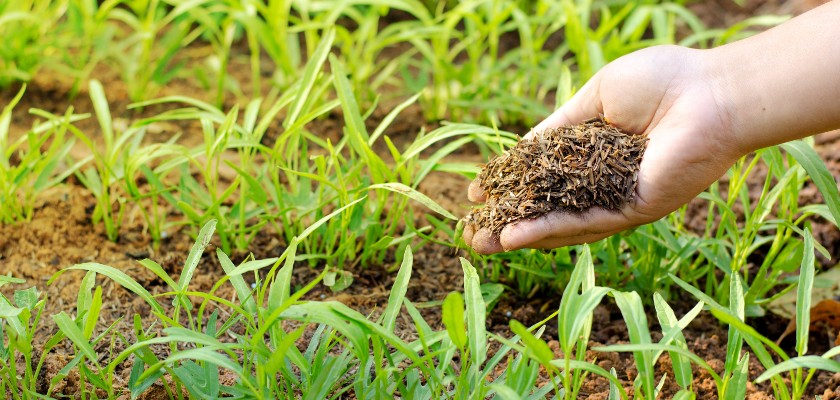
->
468 179 487 202
462 223 475 246
525 228 625 250
499 206 635 251
469 227 504 255
524 75 604 140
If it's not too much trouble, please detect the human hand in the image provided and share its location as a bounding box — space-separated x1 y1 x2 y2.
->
463 45 744 254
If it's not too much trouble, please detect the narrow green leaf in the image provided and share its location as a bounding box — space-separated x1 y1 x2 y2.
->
608 367 620 400
725 271 745 374
756 355 840 382
796 228 816 356
84 286 102 340
653 293 693 389
53 312 99 365
724 353 749 400
367 183 456 220
177 220 217 292
53 263 164 314
294 197 366 247
369 92 421 146
442 291 467 350
285 28 335 128
77 271 96 317
137 259 178 290
88 80 113 148
216 249 257 315
614 291 655 399
0 275 25 287
509 320 554 366
382 247 412 332
461 257 487 386
781 141 840 228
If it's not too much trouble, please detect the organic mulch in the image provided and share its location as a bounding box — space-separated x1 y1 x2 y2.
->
467 118 648 233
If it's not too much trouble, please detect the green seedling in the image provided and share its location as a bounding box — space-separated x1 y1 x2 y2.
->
0 277 66 400
0 0 67 87
0 86 85 223
107 0 207 101
69 80 148 241
40 221 628 398
668 229 825 400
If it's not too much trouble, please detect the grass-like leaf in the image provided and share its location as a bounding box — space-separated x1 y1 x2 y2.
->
756 354 840 382
509 320 554 366
613 291 655 399
461 257 487 392
796 228 816 356
653 293 694 389
442 291 467 350
782 140 840 229
52 263 164 315
382 246 412 332
367 182 457 220
724 353 749 400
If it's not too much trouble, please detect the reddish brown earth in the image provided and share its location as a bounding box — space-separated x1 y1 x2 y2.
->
3 1 840 397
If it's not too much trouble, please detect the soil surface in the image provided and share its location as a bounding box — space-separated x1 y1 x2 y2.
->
3 1 840 398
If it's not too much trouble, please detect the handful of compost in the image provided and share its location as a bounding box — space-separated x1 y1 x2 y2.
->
465 118 648 234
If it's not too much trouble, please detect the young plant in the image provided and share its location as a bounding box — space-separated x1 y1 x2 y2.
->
122 139 184 248
106 0 207 101
61 80 148 241
55 0 121 96
596 291 726 399
668 230 826 400
0 0 67 87
0 87 84 223
181 0 252 106
484 245 624 399
50 271 124 399
0 277 66 400
753 229 828 398
43 219 625 397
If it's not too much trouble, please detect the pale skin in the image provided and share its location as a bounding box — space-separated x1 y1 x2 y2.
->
464 0 840 254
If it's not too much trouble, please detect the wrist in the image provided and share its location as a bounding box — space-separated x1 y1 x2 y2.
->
701 1 840 155
700 46 754 158
691 46 753 163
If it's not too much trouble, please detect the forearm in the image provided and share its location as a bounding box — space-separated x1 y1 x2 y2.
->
707 0 840 154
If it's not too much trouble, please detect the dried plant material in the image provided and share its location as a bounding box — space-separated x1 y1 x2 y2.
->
768 267 840 319
466 118 648 234
777 299 840 345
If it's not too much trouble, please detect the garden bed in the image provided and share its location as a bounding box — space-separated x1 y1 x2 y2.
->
2 0 840 398
2 70 840 398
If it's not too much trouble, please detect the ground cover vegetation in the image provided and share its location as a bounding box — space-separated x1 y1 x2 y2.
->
0 0 838 398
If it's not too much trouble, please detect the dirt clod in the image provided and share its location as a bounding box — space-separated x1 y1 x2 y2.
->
466 118 648 233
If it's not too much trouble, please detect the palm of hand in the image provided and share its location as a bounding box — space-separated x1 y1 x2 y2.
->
465 46 740 253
